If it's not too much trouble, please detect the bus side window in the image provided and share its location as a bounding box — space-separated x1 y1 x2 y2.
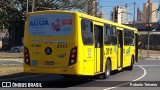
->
111 26 117 45
130 31 134 46
81 19 93 45
104 25 111 45
124 29 130 46
124 29 134 46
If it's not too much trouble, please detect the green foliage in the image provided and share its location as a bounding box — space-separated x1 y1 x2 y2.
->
0 0 20 31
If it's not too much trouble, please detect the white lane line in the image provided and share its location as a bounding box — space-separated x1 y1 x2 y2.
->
13 59 23 62
102 66 147 90
0 59 23 63
133 66 146 81
134 65 160 67
1 64 22 66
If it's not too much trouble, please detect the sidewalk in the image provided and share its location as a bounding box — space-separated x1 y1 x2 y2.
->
139 54 160 60
139 49 160 60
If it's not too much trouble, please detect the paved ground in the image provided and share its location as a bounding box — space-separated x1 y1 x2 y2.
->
0 50 160 90
0 59 160 90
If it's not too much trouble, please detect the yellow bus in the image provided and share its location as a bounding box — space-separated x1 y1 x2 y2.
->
24 10 138 79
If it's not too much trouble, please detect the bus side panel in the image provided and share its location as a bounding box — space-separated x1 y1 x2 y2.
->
77 14 86 75
123 46 132 67
104 46 118 71
78 18 95 75
82 46 95 75
111 46 118 70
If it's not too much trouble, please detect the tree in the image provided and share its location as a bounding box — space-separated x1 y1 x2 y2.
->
0 0 19 30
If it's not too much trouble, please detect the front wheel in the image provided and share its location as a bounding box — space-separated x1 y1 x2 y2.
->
102 60 111 79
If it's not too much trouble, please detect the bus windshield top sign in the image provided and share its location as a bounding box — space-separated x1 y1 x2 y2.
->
28 14 73 36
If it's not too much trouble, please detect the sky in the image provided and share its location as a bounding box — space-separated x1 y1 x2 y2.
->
99 0 160 21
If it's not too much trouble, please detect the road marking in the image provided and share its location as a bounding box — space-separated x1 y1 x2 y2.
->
134 65 160 67
102 66 147 90
0 59 23 63
1 64 22 66
0 59 23 66
132 66 146 81
13 60 23 63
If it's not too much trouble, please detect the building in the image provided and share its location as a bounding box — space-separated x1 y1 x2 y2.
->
142 0 159 23
137 7 143 23
98 11 106 19
111 6 129 24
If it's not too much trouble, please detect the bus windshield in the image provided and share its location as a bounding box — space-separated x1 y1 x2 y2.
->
28 14 73 36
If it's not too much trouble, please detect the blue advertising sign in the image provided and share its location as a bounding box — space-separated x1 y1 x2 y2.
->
28 14 73 36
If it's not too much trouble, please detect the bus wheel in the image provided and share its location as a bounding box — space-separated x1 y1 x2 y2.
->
128 57 133 70
103 60 111 79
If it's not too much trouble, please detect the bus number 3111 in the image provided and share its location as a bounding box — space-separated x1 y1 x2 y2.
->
57 44 67 48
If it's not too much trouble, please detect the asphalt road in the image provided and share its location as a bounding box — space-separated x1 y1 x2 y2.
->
0 59 160 90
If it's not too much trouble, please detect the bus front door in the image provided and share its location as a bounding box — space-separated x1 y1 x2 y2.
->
117 30 123 68
94 25 103 73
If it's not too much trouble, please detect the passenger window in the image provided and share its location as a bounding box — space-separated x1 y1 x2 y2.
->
104 25 117 45
111 26 117 45
81 19 93 45
124 29 134 46
104 25 111 45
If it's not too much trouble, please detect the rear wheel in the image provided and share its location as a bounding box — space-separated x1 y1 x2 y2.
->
102 60 111 79
128 57 134 70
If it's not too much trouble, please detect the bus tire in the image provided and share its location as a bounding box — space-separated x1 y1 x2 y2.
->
102 60 111 79
128 57 133 70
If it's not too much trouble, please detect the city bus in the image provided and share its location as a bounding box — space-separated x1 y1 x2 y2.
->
24 10 138 79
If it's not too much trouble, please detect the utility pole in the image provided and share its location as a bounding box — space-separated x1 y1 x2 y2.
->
133 2 136 27
32 0 35 12
95 0 98 17
125 3 129 24
27 0 28 12
159 0 160 19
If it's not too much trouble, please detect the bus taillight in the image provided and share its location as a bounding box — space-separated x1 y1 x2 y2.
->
68 47 77 66
24 46 31 65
